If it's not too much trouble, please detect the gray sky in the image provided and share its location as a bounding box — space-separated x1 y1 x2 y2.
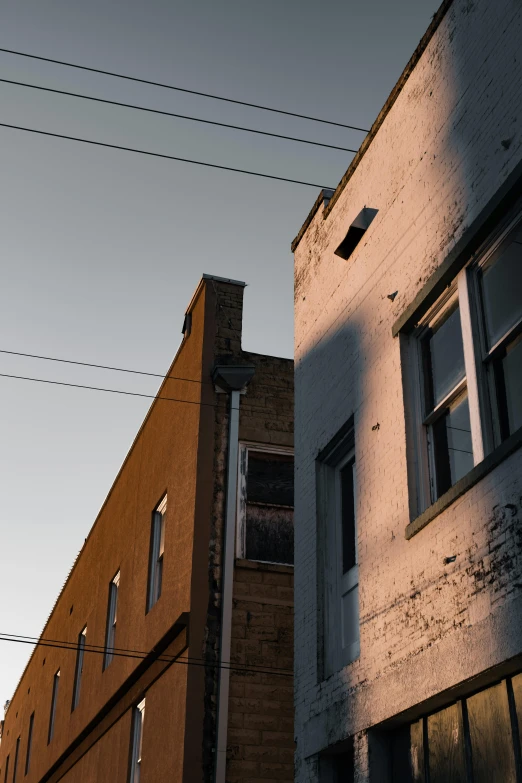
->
0 0 439 707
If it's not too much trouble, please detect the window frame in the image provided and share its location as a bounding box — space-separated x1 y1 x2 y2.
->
405 207 522 519
24 711 34 775
128 698 145 783
47 669 60 744
72 626 87 711
235 442 294 565
316 418 360 678
146 495 167 613
12 737 20 783
103 571 120 670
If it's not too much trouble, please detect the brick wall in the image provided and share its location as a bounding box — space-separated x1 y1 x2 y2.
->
227 561 294 782
292 0 522 780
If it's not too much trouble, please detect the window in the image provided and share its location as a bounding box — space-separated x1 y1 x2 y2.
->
47 670 60 743
72 627 86 711
390 672 522 781
129 698 145 783
317 420 359 676
406 210 522 514
147 496 166 612
24 712 34 775
12 738 20 783
319 746 354 782
104 571 120 669
236 445 294 565
3 755 8 783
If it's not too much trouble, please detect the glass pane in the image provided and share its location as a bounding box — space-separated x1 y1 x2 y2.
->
425 306 465 408
341 585 359 649
340 461 356 574
467 681 516 782
503 334 522 435
480 224 522 347
246 452 294 506
431 393 473 498
512 673 522 753
410 719 425 783
245 505 294 564
427 702 467 783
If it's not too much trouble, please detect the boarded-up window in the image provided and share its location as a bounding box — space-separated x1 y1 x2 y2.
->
390 674 522 782
239 448 294 565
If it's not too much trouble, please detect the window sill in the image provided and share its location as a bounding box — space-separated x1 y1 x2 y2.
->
406 425 522 539
235 558 293 574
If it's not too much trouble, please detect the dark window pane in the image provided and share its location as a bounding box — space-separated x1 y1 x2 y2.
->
467 681 517 783
431 394 473 498
391 720 424 782
425 306 465 409
427 702 467 783
246 453 294 506
480 224 522 347
245 505 293 564
502 334 522 435
340 461 356 574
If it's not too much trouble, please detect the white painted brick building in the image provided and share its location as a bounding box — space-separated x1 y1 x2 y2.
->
292 0 522 779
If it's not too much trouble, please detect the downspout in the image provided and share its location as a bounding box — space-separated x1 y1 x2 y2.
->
211 364 255 783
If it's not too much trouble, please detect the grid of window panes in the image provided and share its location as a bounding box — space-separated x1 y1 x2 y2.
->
391 672 522 781
415 212 522 507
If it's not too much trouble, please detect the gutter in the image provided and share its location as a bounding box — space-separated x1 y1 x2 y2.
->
211 364 255 783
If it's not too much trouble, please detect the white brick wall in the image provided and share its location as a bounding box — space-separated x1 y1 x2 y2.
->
293 0 522 779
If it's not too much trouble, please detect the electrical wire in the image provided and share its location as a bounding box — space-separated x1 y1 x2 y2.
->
0 633 293 678
0 78 359 154
0 122 334 189
0 348 210 385
0 46 369 133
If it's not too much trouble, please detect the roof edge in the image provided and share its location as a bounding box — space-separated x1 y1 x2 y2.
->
291 0 455 253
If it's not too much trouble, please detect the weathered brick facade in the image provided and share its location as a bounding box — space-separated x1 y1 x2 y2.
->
292 0 522 779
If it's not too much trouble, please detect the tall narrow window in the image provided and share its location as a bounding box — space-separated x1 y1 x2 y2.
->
104 571 120 669
72 627 87 710
12 738 20 783
129 698 145 783
317 419 359 676
147 496 166 612
48 670 60 743
237 446 294 565
25 712 34 775
3 755 9 783
421 301 474 501
477 222 522 443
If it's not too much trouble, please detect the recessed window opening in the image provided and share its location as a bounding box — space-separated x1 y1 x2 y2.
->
12 737 20 783
47 670 60 744
317 418 359 676
72 627 87 711
104 571 120 669
25 712 34 775
405 207 522 518
147 496 167 612
3 754 9 783
237 446 294 565
334 207 378 260
129 698 145 783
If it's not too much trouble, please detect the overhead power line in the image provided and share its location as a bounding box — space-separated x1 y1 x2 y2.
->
0 122 334 189
0 78 359 154
0 46 369 133
0 348 209 385
0 633 293 678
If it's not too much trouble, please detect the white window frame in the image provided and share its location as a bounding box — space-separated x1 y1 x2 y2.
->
317 420 359 677
147 495 167 612
47 670 60 744
129 698 145 783
103 570 120 670
405 208 522 516
72 626 87 711
236 442 294 564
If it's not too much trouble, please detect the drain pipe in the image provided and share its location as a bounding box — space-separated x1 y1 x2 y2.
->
211 364 255 783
